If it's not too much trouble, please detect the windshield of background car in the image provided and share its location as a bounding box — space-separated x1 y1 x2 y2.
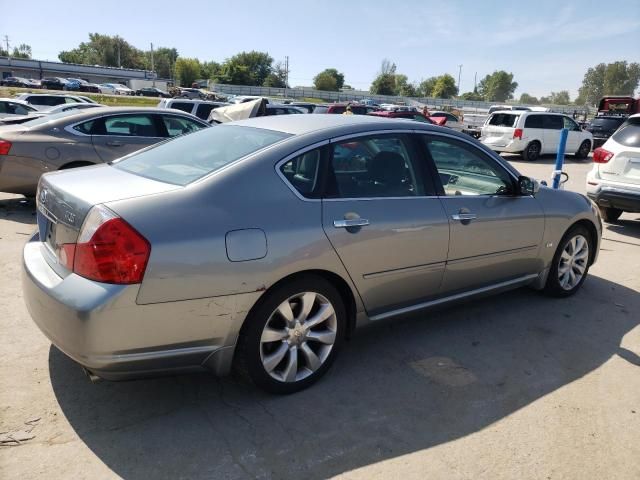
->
611 119 640 148
112 125 291 186
590 117 625 131
487 113 519 127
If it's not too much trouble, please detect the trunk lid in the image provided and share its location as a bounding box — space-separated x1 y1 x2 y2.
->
36 164 180 277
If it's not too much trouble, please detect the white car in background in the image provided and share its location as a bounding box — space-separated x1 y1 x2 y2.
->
99 83 134 95
586 114 640 222
481 111 593 161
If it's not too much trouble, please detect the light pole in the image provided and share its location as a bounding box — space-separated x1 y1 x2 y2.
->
457 64 463 95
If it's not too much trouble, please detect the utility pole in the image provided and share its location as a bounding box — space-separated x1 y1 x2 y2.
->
150 42 155 86
3 35 10 56
474 72 477 92
458 64 463 95
284 55 289 97
117 41 121 68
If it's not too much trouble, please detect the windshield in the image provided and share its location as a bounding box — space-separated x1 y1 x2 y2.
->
113 125 290 186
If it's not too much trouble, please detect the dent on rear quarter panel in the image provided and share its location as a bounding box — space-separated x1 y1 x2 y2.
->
105 144 362 310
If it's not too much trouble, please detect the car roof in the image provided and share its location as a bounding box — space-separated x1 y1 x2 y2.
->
0 97 31 104
231 112 444 136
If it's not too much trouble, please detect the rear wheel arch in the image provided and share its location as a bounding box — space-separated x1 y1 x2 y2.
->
238 270 358 346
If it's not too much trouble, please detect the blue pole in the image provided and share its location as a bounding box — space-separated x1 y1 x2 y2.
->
552 128 569 189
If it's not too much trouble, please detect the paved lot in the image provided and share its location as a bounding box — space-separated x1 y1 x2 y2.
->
1 153 639 479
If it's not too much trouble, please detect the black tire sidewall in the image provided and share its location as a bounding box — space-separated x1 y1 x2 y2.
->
599 206 622 223
544 225 592 297
523 141 540 161
238 276 346 394
576 140 591 159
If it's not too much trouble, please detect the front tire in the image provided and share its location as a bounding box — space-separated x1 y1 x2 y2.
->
235 275 346 394
599 206 622 223
522 141 541 161
544 225 592 297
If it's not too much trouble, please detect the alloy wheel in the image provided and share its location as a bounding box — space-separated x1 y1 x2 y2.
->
259 292 337 383
558 234 589 290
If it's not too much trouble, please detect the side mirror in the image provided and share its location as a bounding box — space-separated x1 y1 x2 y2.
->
518 176 540 196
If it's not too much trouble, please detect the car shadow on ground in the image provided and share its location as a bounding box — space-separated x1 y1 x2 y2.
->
605 218 640 241
0 196 36 225
48 274 639 480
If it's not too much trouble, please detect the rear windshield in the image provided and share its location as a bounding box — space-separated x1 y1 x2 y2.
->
611 119 640 148
590 117 625 130
112 125 290 186
488 113 519 127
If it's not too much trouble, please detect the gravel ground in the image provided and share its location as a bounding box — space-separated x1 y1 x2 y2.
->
0 153 639 479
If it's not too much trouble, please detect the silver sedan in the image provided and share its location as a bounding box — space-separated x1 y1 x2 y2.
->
23 115 602 393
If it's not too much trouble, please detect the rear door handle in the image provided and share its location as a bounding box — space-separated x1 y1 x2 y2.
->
451 213 477 221
333 219 370 228
106 141 123 147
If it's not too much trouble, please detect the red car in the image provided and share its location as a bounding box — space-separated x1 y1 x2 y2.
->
367 110 446 126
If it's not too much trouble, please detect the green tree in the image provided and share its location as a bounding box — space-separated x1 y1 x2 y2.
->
313 71 338 91
313 68 345 91
431 74 458 98
577 61 640 105
478 71 518 102
201 61 222 82
461 91 484 101
519 93 539 105
175 57 201 87
217 51 273 86
150 47 178 79
59 34 148 69
370 59 398 95
548 90 571 105
263 62 288 88
418 77 438 97
394 74 417 97
11 44 32 59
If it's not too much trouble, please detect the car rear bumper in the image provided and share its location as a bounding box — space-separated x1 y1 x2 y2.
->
480 138 524 153
22 237 261 380
587 185 640 213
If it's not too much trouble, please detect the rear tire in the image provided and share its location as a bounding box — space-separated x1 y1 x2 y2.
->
522 141 541 161
235 275 346 394
599 206 622 223
544 225 593 297
575 140 591 159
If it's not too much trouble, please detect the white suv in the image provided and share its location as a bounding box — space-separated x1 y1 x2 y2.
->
481 111 593 161
157 98 230 120
586 114 640 222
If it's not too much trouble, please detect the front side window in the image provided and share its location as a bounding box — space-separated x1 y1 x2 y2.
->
168 102 194 114
423 136 513 196
562 116 580 131
103 115 159 137
280 149 321 198
326 134 426 198
195 104 216 119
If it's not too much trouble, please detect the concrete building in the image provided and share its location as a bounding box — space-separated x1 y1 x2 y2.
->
0 56 171 90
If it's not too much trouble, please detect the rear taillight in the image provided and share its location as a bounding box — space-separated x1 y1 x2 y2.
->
0 140 12 155
593 147 614 163
513 128 523 140
71 206 150 284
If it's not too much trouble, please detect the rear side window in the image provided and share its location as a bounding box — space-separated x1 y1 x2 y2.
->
611 119 640 148
488 113 519 127
169 102 194 114
543 115 563 130
195 104 216 119
280 149 321 198
524 115 544 128
113 125 290 186
313 106 329 114
104 115 159 137
161 115 206 137
329 106 346 114
28 96 65 106
73 120 96 134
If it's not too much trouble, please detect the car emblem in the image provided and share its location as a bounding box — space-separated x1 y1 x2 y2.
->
39 188 48 205
64 211 76 225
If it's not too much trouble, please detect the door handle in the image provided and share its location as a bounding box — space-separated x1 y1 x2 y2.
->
106 141 123 147
451 213 477 221
333 218 370 228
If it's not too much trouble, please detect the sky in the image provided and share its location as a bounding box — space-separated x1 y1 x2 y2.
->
1 0 639 99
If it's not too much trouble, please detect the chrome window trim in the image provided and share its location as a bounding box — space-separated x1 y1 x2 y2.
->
64 112 203 139
275 140 329 202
